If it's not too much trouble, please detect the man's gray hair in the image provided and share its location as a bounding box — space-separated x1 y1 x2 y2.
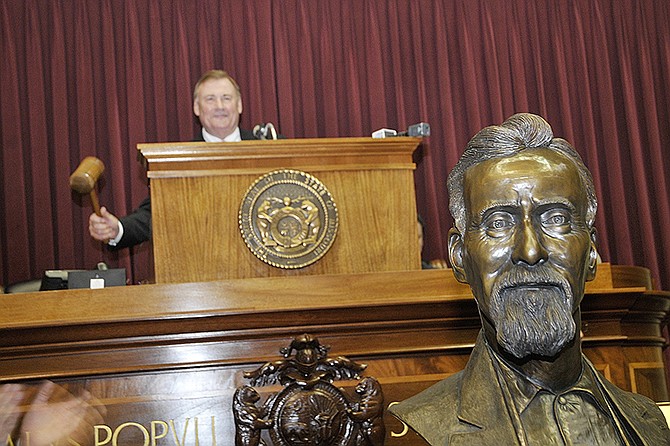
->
447 113 597 233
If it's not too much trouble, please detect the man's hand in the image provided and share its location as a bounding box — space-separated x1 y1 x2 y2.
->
20 381 105 446
88 206 120 242
0 384 25 439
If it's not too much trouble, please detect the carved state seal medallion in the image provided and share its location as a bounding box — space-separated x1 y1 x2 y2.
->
239 169 338 269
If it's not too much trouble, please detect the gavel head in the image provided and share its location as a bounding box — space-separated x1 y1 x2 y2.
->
69 156 105 194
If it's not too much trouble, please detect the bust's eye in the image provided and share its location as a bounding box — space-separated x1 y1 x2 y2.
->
483 212 514 237
490 219 509 230
541 209 571 234
545 214 566 225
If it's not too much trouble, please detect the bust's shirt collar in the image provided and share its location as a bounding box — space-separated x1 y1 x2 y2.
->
485 339 609 414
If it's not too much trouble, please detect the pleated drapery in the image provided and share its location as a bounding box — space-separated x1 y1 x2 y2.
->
1 0 669 299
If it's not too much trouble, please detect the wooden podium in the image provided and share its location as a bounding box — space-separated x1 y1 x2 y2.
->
138 137 423 283
0 265 668 445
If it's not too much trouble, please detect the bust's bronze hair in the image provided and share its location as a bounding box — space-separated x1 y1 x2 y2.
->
391 113 670 445
447 113 597 233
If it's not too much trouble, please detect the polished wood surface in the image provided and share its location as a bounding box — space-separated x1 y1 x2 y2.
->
138 137 423 284
0 264 667 444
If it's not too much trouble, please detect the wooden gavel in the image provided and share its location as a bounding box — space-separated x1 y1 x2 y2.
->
70 156 105 216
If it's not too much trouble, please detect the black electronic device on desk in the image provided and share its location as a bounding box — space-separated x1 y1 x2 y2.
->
39 264 126 290
67 268 126 289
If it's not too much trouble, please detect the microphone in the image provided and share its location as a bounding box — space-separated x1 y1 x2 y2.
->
371 122 430 138
397 122 431 137
253 123 265 139
407 122 430 137
253 122 278 140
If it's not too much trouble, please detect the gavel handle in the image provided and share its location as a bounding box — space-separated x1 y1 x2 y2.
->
90 190 102 217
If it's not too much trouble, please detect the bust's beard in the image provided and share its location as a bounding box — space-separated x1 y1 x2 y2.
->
490 273 576 359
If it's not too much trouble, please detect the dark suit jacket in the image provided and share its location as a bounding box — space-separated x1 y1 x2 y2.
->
390 331 670 445
115 128 257 249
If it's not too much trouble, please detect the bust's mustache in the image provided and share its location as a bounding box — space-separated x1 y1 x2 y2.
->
489 267 576 359
492 267 573 306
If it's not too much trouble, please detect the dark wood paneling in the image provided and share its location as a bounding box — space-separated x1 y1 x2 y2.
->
0 265 667 444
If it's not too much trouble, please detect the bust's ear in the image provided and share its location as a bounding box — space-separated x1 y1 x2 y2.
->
448 227 468 283
586 227 598 282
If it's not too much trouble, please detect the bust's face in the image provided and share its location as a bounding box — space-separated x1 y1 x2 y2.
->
457 148 596 357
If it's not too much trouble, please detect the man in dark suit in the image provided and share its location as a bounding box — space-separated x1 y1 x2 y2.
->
390 113 670 445
89 70 258 249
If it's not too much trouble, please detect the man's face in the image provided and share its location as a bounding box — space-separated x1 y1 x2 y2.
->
451 148 597 358
193 77 242 139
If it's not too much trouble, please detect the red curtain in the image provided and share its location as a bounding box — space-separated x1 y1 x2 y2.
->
2 0 670 297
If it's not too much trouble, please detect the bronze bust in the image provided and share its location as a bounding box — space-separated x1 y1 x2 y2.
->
390 113 670 445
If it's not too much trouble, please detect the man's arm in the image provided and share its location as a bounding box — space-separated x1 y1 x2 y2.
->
88 197 151 249
115 196 151 249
